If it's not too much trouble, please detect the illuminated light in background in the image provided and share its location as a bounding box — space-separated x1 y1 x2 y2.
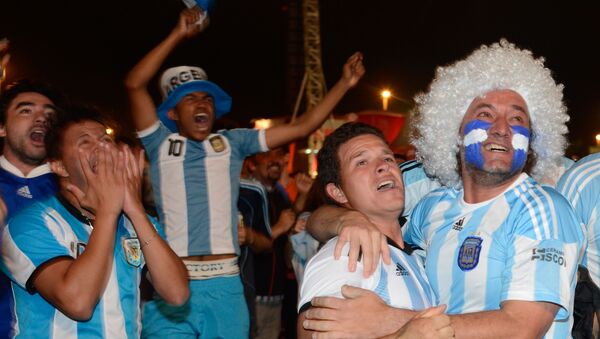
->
381 89 391 111
253 119 273 130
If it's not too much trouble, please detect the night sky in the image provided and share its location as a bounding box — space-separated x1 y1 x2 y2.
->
2 0 600 154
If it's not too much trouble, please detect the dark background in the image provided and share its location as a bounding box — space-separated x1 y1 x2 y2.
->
2 0 599 154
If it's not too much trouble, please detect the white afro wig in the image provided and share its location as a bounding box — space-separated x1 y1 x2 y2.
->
411 39 569 187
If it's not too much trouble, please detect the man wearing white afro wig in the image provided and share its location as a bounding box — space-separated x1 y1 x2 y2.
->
300 40 584 339
402 40 584 338
412 39 569 186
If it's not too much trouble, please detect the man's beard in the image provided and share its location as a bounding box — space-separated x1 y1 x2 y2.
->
464 162 521 187
7 138 46 166
459 148 524 188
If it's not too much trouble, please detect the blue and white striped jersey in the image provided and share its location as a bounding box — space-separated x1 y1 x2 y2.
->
298 237 436 313
0 196 162 338
399 160 441 218
557 152 600 286
139 121 267 257
405 173 584 338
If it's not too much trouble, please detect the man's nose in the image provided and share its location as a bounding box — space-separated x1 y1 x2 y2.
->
34 109 48 123
376 159 390 173
488 118 511 137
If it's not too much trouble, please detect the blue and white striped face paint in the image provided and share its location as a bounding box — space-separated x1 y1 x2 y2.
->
510 125 530 172
463 120 491 170
462 120 530 172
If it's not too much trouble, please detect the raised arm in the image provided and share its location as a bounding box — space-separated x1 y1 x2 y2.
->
0 38 10 78
121 146 189 305
292 173 313 213
124 8 205 131
265 52 365 149
33 143 125 320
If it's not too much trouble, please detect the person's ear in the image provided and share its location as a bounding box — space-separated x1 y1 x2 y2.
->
49 160 69 178
325 183 348 204
167 109 179 121
0 123 6 138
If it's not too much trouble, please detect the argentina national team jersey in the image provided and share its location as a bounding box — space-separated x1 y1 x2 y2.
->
0 196 161 338
405 173 584 339
399 160 441 218
138 121 267 257
0 156 57 221
298 237 436 313
557 152 600 286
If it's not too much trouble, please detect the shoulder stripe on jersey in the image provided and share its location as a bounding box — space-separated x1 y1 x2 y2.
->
399 160 421 173
517 181 556 240
561 159 600 208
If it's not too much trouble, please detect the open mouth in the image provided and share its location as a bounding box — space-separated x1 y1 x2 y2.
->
484 143 508 152
194 113 209 124
377 180 396 191
29 129 46 144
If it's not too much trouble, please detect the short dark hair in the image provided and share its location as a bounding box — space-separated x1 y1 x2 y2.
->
45 105 110 160
317 122 387 205
0 79 66 124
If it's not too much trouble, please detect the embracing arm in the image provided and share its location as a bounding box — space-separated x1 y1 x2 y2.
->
303 285 416 338
306 205 349 242
448 300 558 339
307 206 390 277
265 52 365 149
125 8 205 131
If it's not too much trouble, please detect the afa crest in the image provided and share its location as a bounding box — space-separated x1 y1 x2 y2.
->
209 135 226 153
122 237 142 267
457 236 483 271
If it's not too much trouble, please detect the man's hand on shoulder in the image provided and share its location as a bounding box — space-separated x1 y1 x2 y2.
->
334 209 391 277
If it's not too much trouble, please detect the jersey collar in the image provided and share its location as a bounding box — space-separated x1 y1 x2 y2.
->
0 156 52 178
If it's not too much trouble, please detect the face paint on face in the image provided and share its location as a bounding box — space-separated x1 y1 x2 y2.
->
510 125 530 173
463 120 491 170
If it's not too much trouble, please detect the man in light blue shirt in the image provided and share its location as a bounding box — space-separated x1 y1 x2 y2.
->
1 106 189 338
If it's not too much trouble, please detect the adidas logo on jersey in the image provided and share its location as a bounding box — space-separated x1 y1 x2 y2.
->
17 186 32 199
452 217 465 231
396 263 409 276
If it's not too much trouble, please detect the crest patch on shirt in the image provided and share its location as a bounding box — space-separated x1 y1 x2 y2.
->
209 135 226 152
457 236 482 271
122 237 142 267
